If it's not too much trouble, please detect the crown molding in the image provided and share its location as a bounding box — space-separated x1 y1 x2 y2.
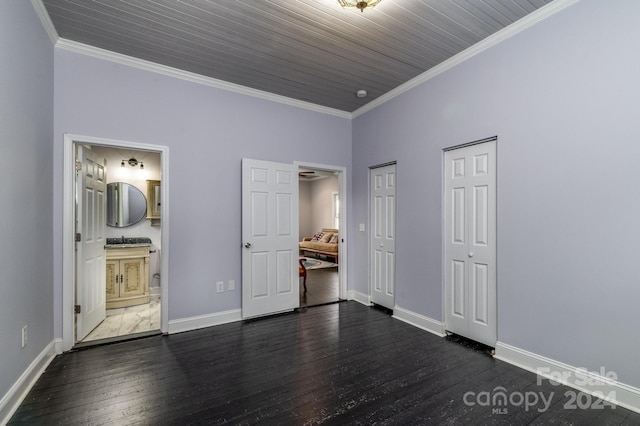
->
31 0 58 45
36 0 578 120
55 39 352 119
352 0 580 118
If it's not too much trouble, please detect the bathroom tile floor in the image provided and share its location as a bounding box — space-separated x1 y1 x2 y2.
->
83 299 160 342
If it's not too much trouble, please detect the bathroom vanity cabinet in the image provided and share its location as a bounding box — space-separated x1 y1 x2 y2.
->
106 246 150 309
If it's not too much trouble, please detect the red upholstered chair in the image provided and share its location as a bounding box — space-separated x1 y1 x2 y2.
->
299 258 307 292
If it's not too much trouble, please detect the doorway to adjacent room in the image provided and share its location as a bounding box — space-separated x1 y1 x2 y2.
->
298 165 342 307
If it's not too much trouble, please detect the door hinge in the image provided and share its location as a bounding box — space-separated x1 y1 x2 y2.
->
75 305 81 314
75 233 81 242
75 161 82 171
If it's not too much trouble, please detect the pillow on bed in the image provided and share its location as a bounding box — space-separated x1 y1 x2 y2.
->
311 232 324 242
329 234 339 244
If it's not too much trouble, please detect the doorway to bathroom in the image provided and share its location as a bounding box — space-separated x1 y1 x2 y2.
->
62 134 169 351
79 144 162 344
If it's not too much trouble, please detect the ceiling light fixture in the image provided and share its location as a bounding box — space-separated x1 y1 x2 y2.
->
338 0 381 12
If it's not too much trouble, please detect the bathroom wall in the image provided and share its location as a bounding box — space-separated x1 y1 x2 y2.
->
90 145 162 288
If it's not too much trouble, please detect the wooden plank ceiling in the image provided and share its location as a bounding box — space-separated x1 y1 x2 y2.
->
42 0 553 112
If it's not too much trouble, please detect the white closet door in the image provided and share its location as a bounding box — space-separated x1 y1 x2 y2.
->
370 164 396 310
444 141 496 347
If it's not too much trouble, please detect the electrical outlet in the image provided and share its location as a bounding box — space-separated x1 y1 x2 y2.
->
216 281 224 293
228 280 236 291
21 325 27 348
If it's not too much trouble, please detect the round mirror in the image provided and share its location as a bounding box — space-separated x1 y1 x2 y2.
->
107 182 147 227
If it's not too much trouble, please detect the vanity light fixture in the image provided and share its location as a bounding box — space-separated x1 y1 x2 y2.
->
121 158 144 169
338 0 381 12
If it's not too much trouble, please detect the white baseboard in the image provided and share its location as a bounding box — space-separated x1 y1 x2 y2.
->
0 339 59 425
495 341 640 414
392 306 446 337
347 290 371 306
167 309 242 334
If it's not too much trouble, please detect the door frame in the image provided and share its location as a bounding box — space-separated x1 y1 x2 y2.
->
441 136 497 345
62 134 170 352
294 161 348 301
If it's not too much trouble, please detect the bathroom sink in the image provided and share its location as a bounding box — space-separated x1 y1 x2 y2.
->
105 237 151 248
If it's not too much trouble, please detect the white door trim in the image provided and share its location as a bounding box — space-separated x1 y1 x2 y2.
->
294 161 348 301
62 134 170 352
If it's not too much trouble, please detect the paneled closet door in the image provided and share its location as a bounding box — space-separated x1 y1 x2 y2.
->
444 140 496 347
370 163 396 310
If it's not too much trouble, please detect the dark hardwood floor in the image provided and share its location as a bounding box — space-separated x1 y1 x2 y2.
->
9 302 639 425
300 266 339 307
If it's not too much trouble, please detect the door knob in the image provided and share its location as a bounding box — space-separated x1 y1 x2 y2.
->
468 252 474 258
244 242 252 248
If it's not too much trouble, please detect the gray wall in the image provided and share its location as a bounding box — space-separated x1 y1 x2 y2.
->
300 176 340 238
351 0 640 388
52 49 352 325
299 180 313 239
0 0 54 400
309 176 339 233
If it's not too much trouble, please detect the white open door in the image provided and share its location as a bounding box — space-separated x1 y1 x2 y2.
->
370 163 396 310
242 158 299 319
444 140 497 347
76 146 107 341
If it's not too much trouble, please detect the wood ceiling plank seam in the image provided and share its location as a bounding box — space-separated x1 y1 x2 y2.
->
476 0 526 22
510 0 538 14
238 0 446 69
450 0 513 29
285 9 454 67
494 0 532 16
425 1 498 39
262 7 442 66
527 0 553 8
370 6 468 57
396 3 475 50
410 0 486 45
421 0 508 40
